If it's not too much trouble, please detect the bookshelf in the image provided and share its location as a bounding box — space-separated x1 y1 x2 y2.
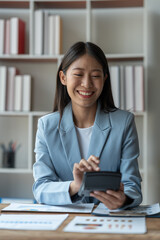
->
0 0 157 203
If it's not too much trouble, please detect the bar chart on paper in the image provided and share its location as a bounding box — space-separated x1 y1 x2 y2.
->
64 216 147 234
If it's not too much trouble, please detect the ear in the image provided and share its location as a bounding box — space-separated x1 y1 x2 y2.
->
59 70 67 85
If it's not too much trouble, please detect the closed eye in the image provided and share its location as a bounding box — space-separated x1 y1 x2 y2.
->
92 75 101 78
74 74 83 77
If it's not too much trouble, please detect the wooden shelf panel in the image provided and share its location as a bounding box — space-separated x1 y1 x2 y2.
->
0 55 58 62
0 1 29 9
91 0 144 9
34 1 86 9
107 57 144 62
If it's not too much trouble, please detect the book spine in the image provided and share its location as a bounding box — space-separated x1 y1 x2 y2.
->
34 10 44 55
125 66 134 111
6 67 18 111
120 65 125 110
10 17 25 55
44 11 49 55
4 19 10 54
0 66 7 111
110 66 120 108
0 19 5 55
22 75 31 111
14 75 23 111
55 15 62 55
18 18 25 54
10 18 18 55
48 15 56 55
134 65 144 112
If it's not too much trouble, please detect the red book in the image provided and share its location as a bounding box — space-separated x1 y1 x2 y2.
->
10 17 25 54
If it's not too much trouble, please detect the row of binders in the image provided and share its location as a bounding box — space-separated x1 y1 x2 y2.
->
0 12 62 56
0 17 25 55
35 10 62 55
110 65 144 112
0 66 31 112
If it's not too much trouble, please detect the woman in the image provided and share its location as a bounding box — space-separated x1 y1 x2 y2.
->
33 41 142 209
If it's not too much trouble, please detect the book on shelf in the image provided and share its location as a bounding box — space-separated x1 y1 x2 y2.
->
4 19 10 54
44 11 49 55
110 65 120 108
0 19 5 54
6 67 18 111
34 10 44 55
48 15 56 55
22 75 31 111
134 65 144 112
109 64 144 112
124 65 134 112
55 15 62 55
10 17 25 55
34 10 62 55
120 65 125 110
0 66 7 111
14 75 23 111
0 65 32 112
14 74 32 112
46 13 62 55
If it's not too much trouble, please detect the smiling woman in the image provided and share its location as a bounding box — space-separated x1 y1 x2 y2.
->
33 42 142 210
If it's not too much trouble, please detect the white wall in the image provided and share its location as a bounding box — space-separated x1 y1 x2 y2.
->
146 0 160 203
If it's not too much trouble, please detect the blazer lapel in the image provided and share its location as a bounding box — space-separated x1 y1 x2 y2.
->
87 103 111 159
59 103 81 171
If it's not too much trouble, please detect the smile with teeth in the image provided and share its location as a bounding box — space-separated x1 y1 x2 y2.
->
78 91 93 96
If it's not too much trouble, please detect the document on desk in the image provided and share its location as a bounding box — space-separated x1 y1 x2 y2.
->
92 202 160 217
0 214 68 230
64 216 147 234
2 202 94 213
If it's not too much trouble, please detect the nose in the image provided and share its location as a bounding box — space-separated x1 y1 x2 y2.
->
81 75 93 88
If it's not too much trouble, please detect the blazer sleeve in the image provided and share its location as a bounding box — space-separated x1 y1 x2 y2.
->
33 118 74 205
120 113 143 209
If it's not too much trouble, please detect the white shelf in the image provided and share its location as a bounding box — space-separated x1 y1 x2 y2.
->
0 111 146 117
0 168 33 174
0 54 60 61
0 167 145 176
0 53 144 60
0 111 48 116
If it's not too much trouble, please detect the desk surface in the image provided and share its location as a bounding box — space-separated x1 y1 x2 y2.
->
0 204 160 240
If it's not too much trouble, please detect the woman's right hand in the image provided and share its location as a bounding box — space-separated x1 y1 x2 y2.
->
69 155 100 196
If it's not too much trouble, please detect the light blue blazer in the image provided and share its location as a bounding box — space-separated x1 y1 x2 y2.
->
33 102 142 208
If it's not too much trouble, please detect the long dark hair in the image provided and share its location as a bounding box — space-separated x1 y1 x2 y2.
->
53 41 116 120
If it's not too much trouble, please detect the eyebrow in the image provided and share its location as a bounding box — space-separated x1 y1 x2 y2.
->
72 67 102 72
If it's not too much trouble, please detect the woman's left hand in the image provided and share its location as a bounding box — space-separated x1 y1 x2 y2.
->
90 183 127 210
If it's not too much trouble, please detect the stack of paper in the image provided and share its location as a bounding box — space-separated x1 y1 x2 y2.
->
2 202 94 213
92 203 160 217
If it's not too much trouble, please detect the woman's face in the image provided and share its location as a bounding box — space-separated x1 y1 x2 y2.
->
59 54 107 111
